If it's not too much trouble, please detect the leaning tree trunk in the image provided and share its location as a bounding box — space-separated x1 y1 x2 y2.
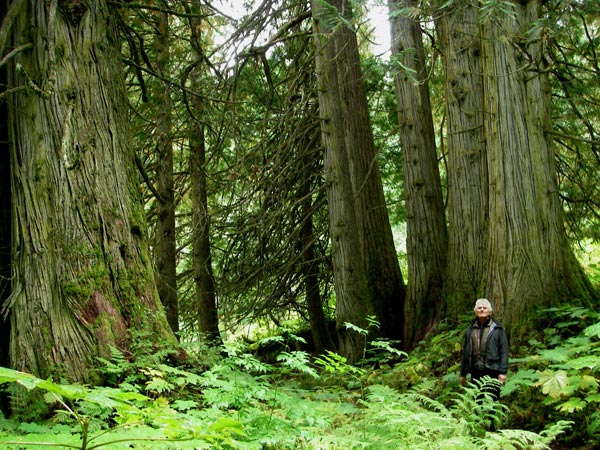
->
480 0 597 332
312 0 372 363
389 0 447 347
153 3 179 336
436 2 488 317
5 0 174 382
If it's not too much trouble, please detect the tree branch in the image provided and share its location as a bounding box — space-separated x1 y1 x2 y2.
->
134 153 164 203
548 129 600 146
0 42 32 69
0 0 26 57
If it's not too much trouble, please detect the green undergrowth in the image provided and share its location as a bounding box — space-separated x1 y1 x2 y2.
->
0 306 598 449
369 305 600 449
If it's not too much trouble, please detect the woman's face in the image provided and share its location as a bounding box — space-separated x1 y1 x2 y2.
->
475 304 491 322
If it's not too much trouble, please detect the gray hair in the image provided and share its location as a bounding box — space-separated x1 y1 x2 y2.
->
474 298 493 312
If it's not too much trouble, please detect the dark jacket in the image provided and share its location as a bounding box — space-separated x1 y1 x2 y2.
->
460 318 509 377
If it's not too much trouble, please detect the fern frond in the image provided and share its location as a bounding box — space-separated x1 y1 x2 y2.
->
276 351 320 379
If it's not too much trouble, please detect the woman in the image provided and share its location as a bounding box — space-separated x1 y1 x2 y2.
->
460 298 509 395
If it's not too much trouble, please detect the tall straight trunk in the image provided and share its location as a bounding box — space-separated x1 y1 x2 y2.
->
480 0 596 331
154 3 179 336
314 0 405 349
300 209 335 354
436 2 488 316
0 0 11 387
189 121 221 345
5 0 173 381
389 0 447 347
337 0 406 345
0 104 9 371
188 0 221 346
312 0 371 363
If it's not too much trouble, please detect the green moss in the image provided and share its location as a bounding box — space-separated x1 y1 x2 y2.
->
62 280 93 300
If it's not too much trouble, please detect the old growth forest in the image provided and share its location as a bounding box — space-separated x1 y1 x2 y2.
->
0 0 600 448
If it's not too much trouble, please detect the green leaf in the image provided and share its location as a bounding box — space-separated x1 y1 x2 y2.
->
207 417 245 436
557 397 587 412
276 351 320 379
146 377 175 393
562 355 599 370
37 380 87 400
0 367 87 400
538 347 571 363
584 321 600 339
343 321 369 335
0 367 38 384
586 393 600 403
171 399 198 411
578 375 599 391
536 370 570 398
369 339 407 358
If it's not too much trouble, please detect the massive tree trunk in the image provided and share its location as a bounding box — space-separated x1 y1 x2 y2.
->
480 0 597 332
188 0 222 346
313 0 405 356
436 2 488 316
389 0 447 347
4 0 174 382
312 0 372 363
153 3 179 336
338 0 406 345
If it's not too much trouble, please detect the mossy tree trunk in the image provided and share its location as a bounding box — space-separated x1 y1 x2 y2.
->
480 0 597 332
5 0 174 382
436 2 489 316
389 0 447 348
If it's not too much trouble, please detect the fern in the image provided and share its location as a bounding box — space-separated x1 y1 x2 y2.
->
276 351 320 379
0 366 247 449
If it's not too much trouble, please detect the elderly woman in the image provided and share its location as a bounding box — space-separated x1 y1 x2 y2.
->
460 298 509 390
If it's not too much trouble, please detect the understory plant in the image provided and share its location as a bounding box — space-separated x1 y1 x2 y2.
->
0 312 591 449
502 305 600 448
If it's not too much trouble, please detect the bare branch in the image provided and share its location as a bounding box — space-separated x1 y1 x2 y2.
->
0 0 26 57
0 42 32 69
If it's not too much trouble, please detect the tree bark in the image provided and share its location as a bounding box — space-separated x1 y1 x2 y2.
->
190 121 222 345
5 0 174 381
436 2 488 316
0 0 11 391
337 0 406 345
153 3 179 336
312 0 372 363
299 126 335 355
188 0 222 346
389 0 447 347
480 0 597 331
